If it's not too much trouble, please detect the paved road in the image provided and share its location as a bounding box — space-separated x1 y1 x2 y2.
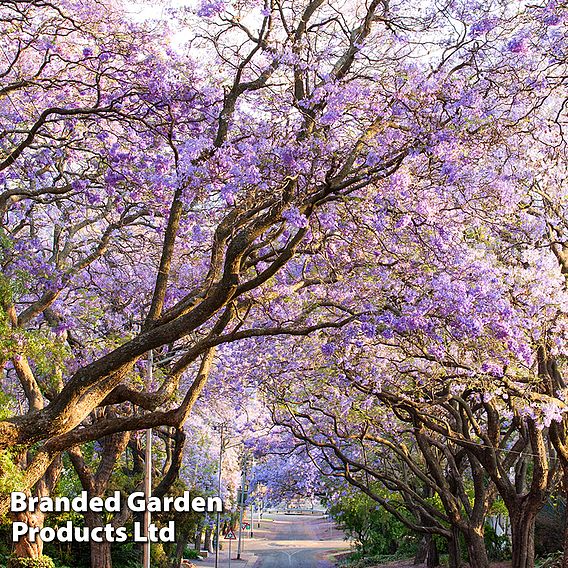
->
251 513 346 568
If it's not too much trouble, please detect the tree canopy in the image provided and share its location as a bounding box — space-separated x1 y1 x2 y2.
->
1 0 568 567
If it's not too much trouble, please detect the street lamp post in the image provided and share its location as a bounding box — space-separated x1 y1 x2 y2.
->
142 350 153 568
237 453 252 560
214 423 226 568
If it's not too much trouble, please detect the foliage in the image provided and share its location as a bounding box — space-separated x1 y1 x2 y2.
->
340 553 411 568
0 449 25 499
329 489 417 558
110 542 141 568
7 556 56 568
183 548 202 560
535 552 563 568
484 524 511 562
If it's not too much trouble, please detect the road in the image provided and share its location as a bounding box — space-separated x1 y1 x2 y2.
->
249 512 347 568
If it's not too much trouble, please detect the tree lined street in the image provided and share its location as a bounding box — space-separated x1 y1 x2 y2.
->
200 513 346 568
1 0 568 567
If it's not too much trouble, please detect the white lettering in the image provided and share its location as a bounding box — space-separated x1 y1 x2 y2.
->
90 497 103 512
174 492 189 512
11 522 28 541
133 521 147 542
71 491 88 512
91 527 103 542
10 493 27 512
127 492 146 512
207 497 223 512
193 497 205 512
115 526 128 542
53 496 70 512
41 527 55 542
106 491 120 512
159 521 175 542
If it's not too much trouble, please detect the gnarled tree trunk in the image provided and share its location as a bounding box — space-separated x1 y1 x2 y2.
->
447 527 461 568
11 509 44 559
85 511 113 568
510 508 537 568
463 528 490 568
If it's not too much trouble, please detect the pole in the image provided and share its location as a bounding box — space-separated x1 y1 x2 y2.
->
250 503 254 538
228 538 232 568
143 350 153 568
215 424 224 568
236 456 248 559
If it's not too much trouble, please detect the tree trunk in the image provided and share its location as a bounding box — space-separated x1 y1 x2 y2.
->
426 536 439 568
464 528 489 568
204 526 213 553
85 512 113 568
194 526 203 550
560 465 568 568
447 527 461 568
90 540 113 568
11 510 45 559
171 529 190 568
510 511 536 568
414 536 428 564
563 515 568 568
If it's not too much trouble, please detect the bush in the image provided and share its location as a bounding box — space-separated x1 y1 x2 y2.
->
7 557 56 568
536 552 563 568
183 548 202 560
340 553 407 568
484 524 511 561
329 491 417 559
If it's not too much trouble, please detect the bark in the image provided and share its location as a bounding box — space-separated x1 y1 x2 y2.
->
447 527 461 568
414 536 428 564
426 536 439 568
171 529 190 568
11 510 44 559
563 510 568 568
204 526 213 553
510 509 537 568
463 528 490 568
415 534 440 567
90 541 113 568
85 512 113 568
194 524 203 551
10 458 62 561
558 463 568 568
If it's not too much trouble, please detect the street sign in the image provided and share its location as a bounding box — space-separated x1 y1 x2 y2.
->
224 529 237 540
242 522 250 530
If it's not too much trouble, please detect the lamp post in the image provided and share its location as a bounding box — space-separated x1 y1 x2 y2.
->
237 453 252 560
142 350 153 568
214 423 226 568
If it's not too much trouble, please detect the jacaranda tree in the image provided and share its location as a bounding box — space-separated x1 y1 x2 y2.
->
1 0 567 566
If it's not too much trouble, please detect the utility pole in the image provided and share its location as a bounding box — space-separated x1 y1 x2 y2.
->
236 454 250 560
143 350 153 568
214 423 225 568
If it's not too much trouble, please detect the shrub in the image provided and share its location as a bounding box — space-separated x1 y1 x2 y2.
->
183 548 202 560
7 557 56 568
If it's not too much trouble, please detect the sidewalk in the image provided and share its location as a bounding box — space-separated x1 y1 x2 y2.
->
186 549 257 568
188 520 271 567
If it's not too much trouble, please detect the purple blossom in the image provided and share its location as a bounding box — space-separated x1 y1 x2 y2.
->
197 0 226 17
321 343 336 357
470 18 496 36
507 37 527 53
282 206 309 229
